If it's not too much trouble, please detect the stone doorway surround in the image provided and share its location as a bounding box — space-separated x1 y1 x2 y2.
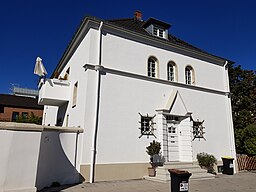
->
155 89 193 163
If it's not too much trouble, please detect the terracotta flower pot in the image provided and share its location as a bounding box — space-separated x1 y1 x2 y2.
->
148 167 156 177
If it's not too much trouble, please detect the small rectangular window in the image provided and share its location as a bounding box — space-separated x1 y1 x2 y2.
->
152 25 164 38
159 28 164 37
153 26 158 36
168 127 176 133
22 112 28 119
166 115 179 122
72 82 78 107
12 112 19 122
0 105 4 113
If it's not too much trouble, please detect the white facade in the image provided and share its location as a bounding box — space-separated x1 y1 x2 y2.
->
39 16 236 182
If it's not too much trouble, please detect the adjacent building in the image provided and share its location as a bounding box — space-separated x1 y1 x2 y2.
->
0 89 43 122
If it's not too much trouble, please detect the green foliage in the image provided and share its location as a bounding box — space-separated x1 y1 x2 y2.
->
237 124 256 156
244 138 256 156
235 129 245 154
228 64 256 154
197 152 217 173
146 140 162 168
16 112 42 125
146 140 161 156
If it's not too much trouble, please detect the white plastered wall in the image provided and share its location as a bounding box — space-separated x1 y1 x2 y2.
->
42 105 58 126
56 28 98 129
36 131 83 190
49 28 101 166
88 71 233 164
101 32 225 91
0 130 41 192
90 29 234 163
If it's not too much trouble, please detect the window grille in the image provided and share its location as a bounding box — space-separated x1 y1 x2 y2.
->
192 119 205 141
139 113 156 138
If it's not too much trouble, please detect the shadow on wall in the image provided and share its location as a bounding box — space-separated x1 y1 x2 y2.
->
35 131 84 190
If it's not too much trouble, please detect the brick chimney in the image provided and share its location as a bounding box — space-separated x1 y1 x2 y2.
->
134 11 142 21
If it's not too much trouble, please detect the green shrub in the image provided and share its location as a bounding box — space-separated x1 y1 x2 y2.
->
146 140 162 167
146 140 161 156
16 112 42 125
197 152 217 174
243 124 256 156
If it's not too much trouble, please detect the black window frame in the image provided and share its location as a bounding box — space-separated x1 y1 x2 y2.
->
11 111 19 122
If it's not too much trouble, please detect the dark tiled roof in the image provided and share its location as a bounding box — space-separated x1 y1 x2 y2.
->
52 16 233 77
106 18 218 58
141 17 171 29
0 94 43 109
107 18 149 36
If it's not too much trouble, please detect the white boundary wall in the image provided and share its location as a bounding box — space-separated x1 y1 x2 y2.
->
0 122 83 192
0 123 41 192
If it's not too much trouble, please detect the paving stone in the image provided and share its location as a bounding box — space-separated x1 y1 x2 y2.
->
40 171 256 192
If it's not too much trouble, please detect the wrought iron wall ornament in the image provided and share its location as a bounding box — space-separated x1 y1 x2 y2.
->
192 118 205 141
138 113 156 138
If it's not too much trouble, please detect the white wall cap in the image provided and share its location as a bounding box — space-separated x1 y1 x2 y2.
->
0 122 83 133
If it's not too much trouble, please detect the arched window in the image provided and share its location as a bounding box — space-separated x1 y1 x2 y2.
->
167 61 176 81
148 57 157 77
185 66 194 85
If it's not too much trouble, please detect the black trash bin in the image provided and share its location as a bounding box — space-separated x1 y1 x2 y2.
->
168 169 192 192
222 156 234 175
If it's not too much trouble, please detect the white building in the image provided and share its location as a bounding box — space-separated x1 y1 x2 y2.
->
38 12 236 183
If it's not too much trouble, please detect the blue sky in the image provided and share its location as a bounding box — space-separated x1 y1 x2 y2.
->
0 0 255 94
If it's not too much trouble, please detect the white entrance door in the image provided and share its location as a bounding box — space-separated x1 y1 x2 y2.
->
167 121 180 161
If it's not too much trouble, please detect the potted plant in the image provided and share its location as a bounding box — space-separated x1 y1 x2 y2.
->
197 152 217 174
146 140 161 177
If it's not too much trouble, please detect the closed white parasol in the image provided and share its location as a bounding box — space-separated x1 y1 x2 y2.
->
34 57 47 76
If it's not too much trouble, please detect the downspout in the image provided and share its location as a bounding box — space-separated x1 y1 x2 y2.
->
90 21 103 183
223 61 237 172
223 61 229 92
